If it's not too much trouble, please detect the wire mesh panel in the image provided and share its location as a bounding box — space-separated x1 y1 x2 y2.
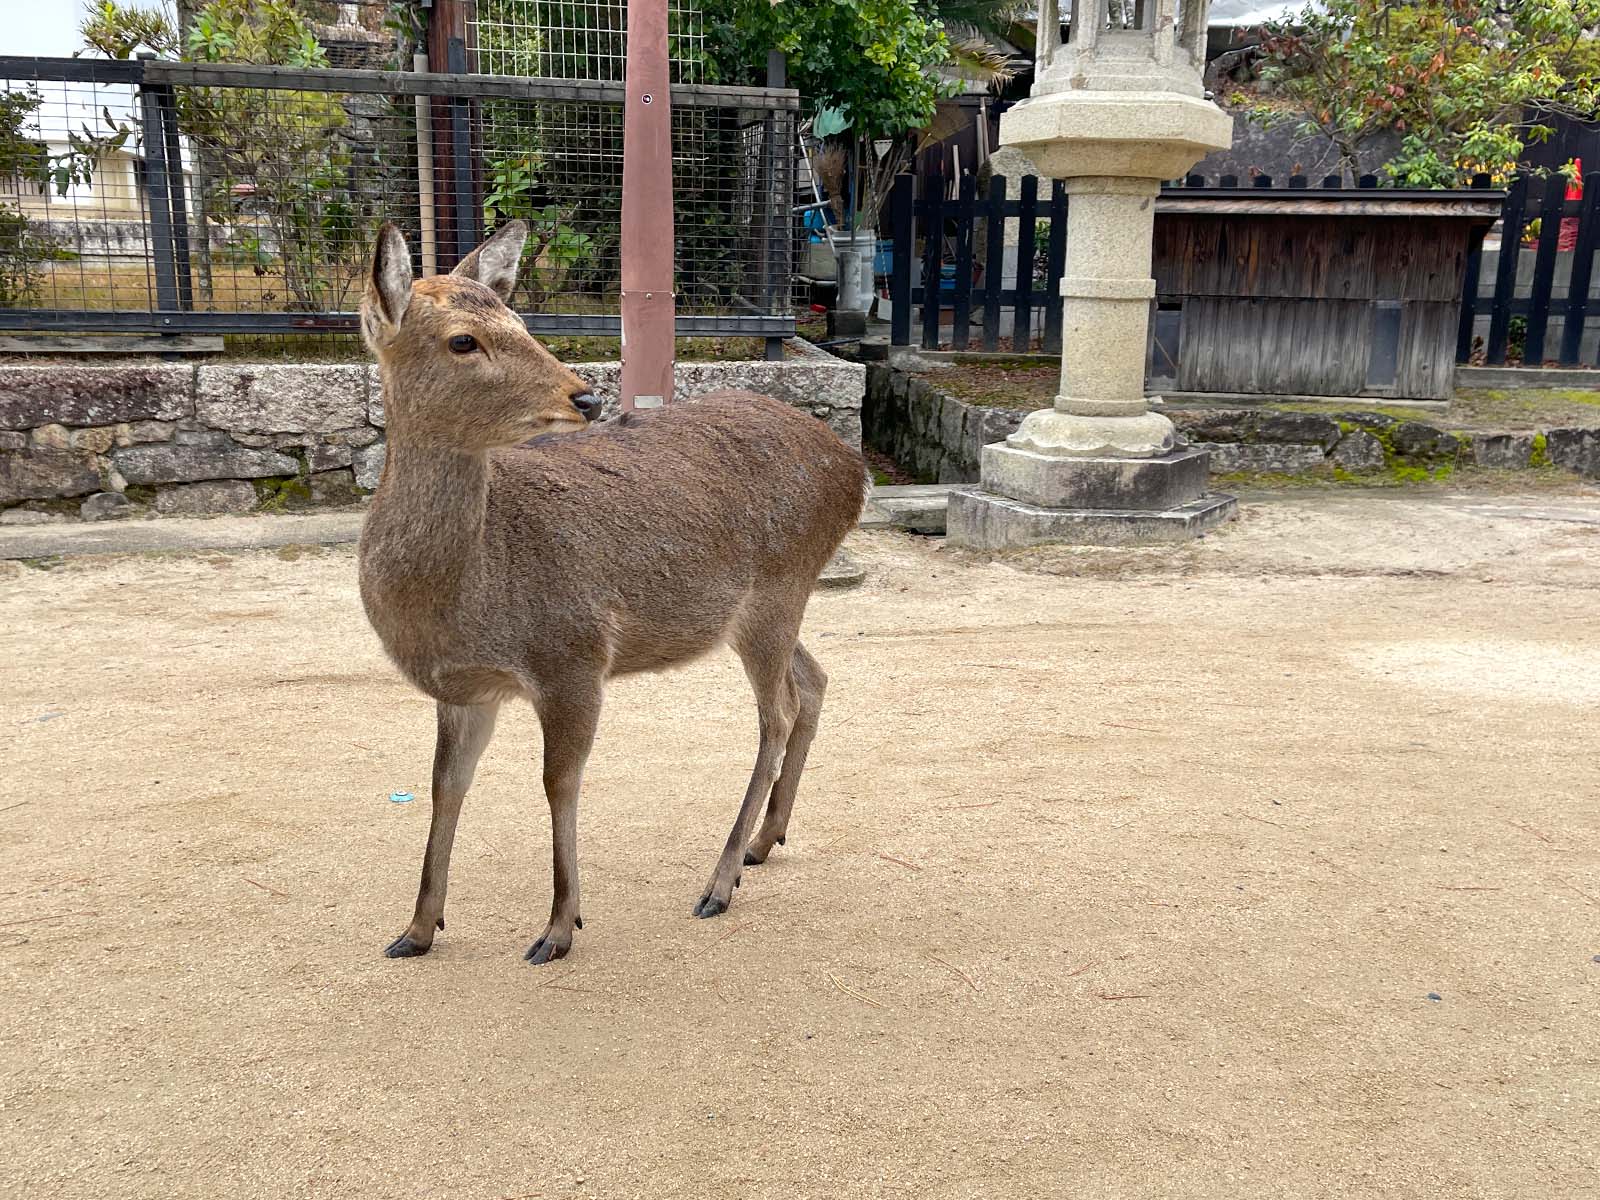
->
0 56 797 338
472 0 709 83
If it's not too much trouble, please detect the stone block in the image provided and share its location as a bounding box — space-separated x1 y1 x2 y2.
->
0 431 25 451
1193 441 1327 474
860 484 953 534
1331 431 1387 472
0 448 103 503
1470 432 1534 470
939 395 967 460
155 480 258 515
947 487 1237 549
32 424 73 451
70 426 117 454
114 421 175 446
367 364 386 427
196 364 369 434
0 364 193 429
80 491 134 521
326 426 381 448
310 468 359 504
0 508 68 526
113 442 299 485
1389 420 1456 459
1254 411 1342 451
305 442 355 471
982 444 1211 511
353 440 387 490
1544 428 1600 477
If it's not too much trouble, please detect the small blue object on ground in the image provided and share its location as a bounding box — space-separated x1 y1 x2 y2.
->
1427 992 1442 1001
389 791 414 804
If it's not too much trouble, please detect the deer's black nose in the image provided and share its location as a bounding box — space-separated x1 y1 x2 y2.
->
572 392 600 422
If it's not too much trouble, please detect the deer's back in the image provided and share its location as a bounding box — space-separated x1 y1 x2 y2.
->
481 391 864 677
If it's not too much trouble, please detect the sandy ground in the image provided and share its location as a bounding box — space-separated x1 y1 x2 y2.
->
2 489 1599 1199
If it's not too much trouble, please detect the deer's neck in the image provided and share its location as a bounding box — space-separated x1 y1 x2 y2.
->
363 433 491 604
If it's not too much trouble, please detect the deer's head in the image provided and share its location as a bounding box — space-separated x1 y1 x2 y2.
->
361 221 599 448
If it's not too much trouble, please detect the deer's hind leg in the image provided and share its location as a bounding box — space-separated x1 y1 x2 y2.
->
384 700 500 958
743 643 827 867
693 607 803 919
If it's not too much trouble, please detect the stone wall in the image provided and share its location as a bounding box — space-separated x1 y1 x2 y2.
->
865 364 1600 484
0 346 865 523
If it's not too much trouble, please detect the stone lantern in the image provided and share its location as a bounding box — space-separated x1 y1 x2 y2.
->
947 0 1237 548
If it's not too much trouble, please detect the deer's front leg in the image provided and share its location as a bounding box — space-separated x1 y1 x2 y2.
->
525 686 601 966
384 701 499 958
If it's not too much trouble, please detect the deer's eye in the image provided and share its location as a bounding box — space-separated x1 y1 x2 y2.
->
448 334 478 355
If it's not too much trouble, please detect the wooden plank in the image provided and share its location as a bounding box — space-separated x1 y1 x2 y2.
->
1523 172 1568 364
950 173 976 350
1485 175 1530 364
889 173 914 347
1560 172 1600 365
1012 174 1038 352
1178 298 1369 396
920 165 945 350
1155 195 1503 218
1395 302 1458 400
982 176 1006 351
1042 181 1067 354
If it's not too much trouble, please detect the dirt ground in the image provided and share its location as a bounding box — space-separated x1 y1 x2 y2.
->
3 489 1599 1199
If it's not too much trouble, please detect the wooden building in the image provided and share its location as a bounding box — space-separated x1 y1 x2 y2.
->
1149 189 1503 402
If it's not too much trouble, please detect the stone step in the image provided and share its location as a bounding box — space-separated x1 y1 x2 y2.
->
860 484 953 534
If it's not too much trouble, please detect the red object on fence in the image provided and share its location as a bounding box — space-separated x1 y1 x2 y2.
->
1560 159 1582 252
619 0 676 412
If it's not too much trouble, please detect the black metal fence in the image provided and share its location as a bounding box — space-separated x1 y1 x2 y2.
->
0 54 797 343
890 167 1600 371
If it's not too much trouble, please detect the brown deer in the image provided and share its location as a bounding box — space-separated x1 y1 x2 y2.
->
357 221 865 965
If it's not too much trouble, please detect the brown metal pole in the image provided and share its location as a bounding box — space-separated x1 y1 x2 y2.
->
426 0 472 270
619 0 675 410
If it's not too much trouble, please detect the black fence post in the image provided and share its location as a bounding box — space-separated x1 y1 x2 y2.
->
1012 174 1038 352
1321 175 1341 188
760 50 788 361
1486 175 1529 365
152 81 194 311
136 54 181 320
1523 172 1568 366
1042 181 1067 354
888 173 913 347
447 35 480 264
1456 173 1498 363
950 172 975 351
1561 173 1600 365
981 175 1006 350
919 163 945 350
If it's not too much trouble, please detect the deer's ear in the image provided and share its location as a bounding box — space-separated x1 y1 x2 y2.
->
451 220 527 302
362 223 413 347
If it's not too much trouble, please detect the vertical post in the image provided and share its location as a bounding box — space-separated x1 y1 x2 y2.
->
919 161 944 350
427 0 471 269
1042 180 1067 354
137 55 181 318
760 51 787 362
981 175 1006 350
1486 176 1529 365
447 36 479 265
888 172 913 347
1560 173 1600 366
414 51 439 276
620 0 676 410
1523 172 1568 366
950 172 976 351
155 82 193 310
1012 174 1038 352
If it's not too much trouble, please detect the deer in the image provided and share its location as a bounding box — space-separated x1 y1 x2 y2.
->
356 220 866 965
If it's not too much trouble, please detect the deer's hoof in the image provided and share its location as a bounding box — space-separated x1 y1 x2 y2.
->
743 848 767 867
524 933 571 965
383 933 432 958
692 893 729 919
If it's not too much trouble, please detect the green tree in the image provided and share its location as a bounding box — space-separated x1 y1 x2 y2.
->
1253 0 1600 187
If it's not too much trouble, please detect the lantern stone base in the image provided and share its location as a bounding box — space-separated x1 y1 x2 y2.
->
946 486 1236 550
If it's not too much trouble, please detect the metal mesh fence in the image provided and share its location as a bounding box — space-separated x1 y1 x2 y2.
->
0 54 796 339
471 0 708 83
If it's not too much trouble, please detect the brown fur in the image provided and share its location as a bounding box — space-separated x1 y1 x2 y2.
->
356 221 865 964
